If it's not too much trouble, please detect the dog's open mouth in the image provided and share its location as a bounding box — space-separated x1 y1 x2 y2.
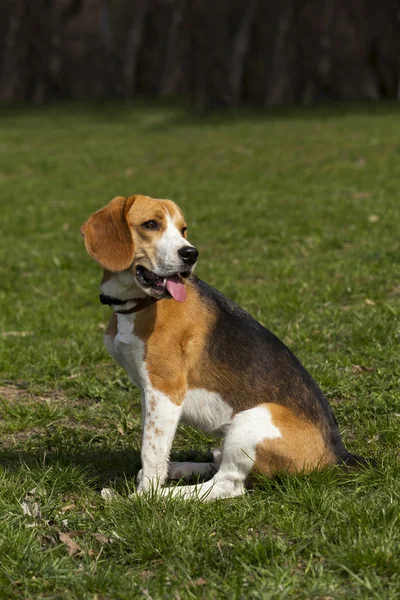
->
136 266 190 302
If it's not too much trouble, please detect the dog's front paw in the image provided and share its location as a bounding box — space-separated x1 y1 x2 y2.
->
129 471 145 498
136 468 143 487
135 470 155 494
135 469 168 494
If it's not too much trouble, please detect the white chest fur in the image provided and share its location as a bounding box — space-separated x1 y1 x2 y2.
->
180 389 233 437
111 314 145 388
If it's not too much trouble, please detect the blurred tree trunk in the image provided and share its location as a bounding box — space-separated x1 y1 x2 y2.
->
264 0 295 106
229 0 257 107
98 0 114 96
124 0 149 97
1 0 400 107
1 0 27 102
159 0 185 97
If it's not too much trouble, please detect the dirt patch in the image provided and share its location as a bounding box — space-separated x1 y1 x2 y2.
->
1 427 45 449
0 382 68 404
1 420 105 450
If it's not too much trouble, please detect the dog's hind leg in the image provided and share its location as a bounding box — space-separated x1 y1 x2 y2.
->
160 406 281 501
168 449 222 482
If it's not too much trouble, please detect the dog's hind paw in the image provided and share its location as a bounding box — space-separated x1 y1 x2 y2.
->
168 460 218 482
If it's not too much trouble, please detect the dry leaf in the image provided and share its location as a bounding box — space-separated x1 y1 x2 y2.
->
68 530 85 538
368 214 379 223
352 364 375 374
60 503 75 513
365 298 376 306
2 331 33 337
21 500 41 519
140 570 155 580
192 578 207 586
59 532 82 556
92 533 109 544
117 424 125 435
353 192 371 200
101 488 118 502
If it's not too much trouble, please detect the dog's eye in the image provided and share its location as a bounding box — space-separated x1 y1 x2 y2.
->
181 227 188 236
142 220 159 230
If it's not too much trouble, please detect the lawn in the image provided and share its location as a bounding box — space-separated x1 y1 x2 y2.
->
0 102 399 599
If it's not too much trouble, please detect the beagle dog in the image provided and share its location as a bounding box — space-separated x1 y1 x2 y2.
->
81 195 367 501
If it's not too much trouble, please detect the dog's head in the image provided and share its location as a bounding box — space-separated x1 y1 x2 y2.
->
81 195 198 302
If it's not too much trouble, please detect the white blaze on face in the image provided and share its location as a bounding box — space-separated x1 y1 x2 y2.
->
155 212 193 275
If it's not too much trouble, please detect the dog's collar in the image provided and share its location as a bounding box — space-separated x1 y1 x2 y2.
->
99 293 158 314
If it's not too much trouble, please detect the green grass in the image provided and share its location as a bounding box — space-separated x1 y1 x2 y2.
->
0 102 399 599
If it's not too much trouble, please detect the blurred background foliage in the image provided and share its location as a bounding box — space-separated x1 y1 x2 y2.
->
1 0 400 109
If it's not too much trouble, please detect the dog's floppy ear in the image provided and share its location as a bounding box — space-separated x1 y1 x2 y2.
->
81 195 136 272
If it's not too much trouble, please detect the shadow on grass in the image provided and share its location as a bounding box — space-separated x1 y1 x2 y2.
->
1 449 388 503
0 445 214 492
0 446 141 491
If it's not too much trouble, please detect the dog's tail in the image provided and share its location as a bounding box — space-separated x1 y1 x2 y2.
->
339 452 377 470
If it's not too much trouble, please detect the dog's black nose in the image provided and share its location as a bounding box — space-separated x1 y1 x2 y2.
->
178 246 199 264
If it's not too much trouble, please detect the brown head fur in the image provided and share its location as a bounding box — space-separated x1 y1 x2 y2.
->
80 196 136 272
81 195 187 273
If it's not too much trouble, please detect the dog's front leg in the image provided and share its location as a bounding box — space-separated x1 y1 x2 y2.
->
137 389 182 493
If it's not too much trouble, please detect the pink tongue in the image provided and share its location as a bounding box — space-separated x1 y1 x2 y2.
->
166 275 186 302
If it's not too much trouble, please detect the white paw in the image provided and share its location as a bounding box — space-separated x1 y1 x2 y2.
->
130 478 146 497
135 472 166 494
136 468 143 486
